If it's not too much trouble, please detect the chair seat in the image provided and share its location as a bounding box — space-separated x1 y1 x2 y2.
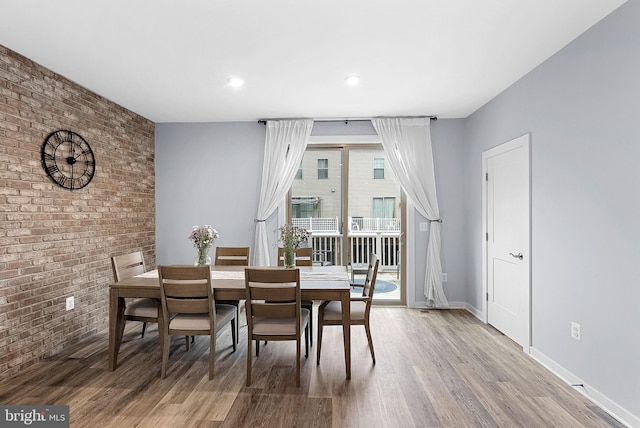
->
321 300 367 321
124 298 158 318
169 304 237 331
253 308 310 336
215 303 238 325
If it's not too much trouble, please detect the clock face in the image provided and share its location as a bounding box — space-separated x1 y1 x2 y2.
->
42 130 95 190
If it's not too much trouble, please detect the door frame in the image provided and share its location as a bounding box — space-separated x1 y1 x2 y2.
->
481 133 531 352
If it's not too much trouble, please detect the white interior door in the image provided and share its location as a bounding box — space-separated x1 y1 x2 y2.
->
484 134 530 349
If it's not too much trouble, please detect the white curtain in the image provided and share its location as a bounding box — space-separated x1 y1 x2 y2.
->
371 117 448 307
253 119 313 266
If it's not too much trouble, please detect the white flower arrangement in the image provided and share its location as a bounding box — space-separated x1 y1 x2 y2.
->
188 225 219 250
189 225 219 266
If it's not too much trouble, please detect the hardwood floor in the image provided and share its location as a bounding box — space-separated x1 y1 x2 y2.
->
0 308 624 427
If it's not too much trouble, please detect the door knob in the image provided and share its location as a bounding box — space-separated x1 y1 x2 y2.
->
509 252 523 260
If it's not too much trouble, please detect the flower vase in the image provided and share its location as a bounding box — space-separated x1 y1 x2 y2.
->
194 247 212 266
283 247 296 269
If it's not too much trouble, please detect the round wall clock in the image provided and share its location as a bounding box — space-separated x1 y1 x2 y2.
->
41 130 95 190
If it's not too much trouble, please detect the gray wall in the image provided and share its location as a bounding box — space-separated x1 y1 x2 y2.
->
155 122 265 265
462 1 639 419
430 119 467 304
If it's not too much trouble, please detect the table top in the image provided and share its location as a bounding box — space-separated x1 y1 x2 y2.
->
110 265 351 292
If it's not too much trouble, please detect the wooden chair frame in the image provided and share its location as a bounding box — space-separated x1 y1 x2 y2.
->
215 246 251 266
111 251 158 339
317 253 379 365
158 265 236 380
214 246 250 344
244 268 309 387
277 247 314 346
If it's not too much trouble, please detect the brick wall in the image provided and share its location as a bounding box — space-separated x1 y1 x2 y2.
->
0 44 155 380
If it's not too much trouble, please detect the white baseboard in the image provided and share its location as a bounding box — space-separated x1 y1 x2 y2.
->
463 303 483 320
413 300 463 309
413 301 484 320
530 347 639 428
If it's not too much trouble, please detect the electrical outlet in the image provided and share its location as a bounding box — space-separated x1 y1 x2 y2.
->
571 322 581 341
442 273 448 282
66 296 74 311
419 222 429 232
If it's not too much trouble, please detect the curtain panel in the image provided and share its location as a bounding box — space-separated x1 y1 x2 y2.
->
253 119 313 266
371 117 448 307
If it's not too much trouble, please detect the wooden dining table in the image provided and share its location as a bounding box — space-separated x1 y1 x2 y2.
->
108 264 353 379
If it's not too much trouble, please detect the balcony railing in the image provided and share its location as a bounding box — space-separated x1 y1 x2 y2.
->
349 217 401 232
292 217 401 271
291 217 339 234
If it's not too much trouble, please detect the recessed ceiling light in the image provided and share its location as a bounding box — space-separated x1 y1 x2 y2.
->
227 77 244 88
344 75 360 86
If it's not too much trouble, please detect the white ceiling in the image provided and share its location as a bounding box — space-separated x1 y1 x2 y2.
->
0 0 626 123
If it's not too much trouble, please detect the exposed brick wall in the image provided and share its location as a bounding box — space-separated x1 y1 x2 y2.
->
0 44 155 380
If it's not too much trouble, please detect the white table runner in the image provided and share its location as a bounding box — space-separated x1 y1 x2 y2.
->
138 269 349 281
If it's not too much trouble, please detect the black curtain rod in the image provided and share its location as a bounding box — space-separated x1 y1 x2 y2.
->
258 116 437 125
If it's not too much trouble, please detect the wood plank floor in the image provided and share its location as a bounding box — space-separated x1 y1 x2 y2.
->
0 308 624 427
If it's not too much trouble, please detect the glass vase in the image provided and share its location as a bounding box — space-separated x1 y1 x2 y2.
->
194 247 212 266
284 247 296 269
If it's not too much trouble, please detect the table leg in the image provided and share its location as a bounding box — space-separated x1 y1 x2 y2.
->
341 290 351 380
108 289 125 371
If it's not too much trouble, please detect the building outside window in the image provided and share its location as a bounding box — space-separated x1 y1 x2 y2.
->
373 158 384 179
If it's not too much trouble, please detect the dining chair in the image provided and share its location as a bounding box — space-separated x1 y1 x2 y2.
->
214 246 250 344
277 247 314 346
111 251 158 339
244 268 309 387
158 265 237 380
317 253 379 365
215 246 251 266
277 247 313 266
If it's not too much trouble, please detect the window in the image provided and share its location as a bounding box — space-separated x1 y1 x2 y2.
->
372 197 395 218
295 163 302 179
317 158 328 179
291 197 317 218
373 158 384 179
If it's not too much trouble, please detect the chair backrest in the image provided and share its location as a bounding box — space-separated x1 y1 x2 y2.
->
215 247 250 266
245 268 301 330
112 251 146 281
361 253 380 299
277 247 313 267
158 265 213 320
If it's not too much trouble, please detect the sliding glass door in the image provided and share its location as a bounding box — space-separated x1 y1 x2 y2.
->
289 144 404 304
